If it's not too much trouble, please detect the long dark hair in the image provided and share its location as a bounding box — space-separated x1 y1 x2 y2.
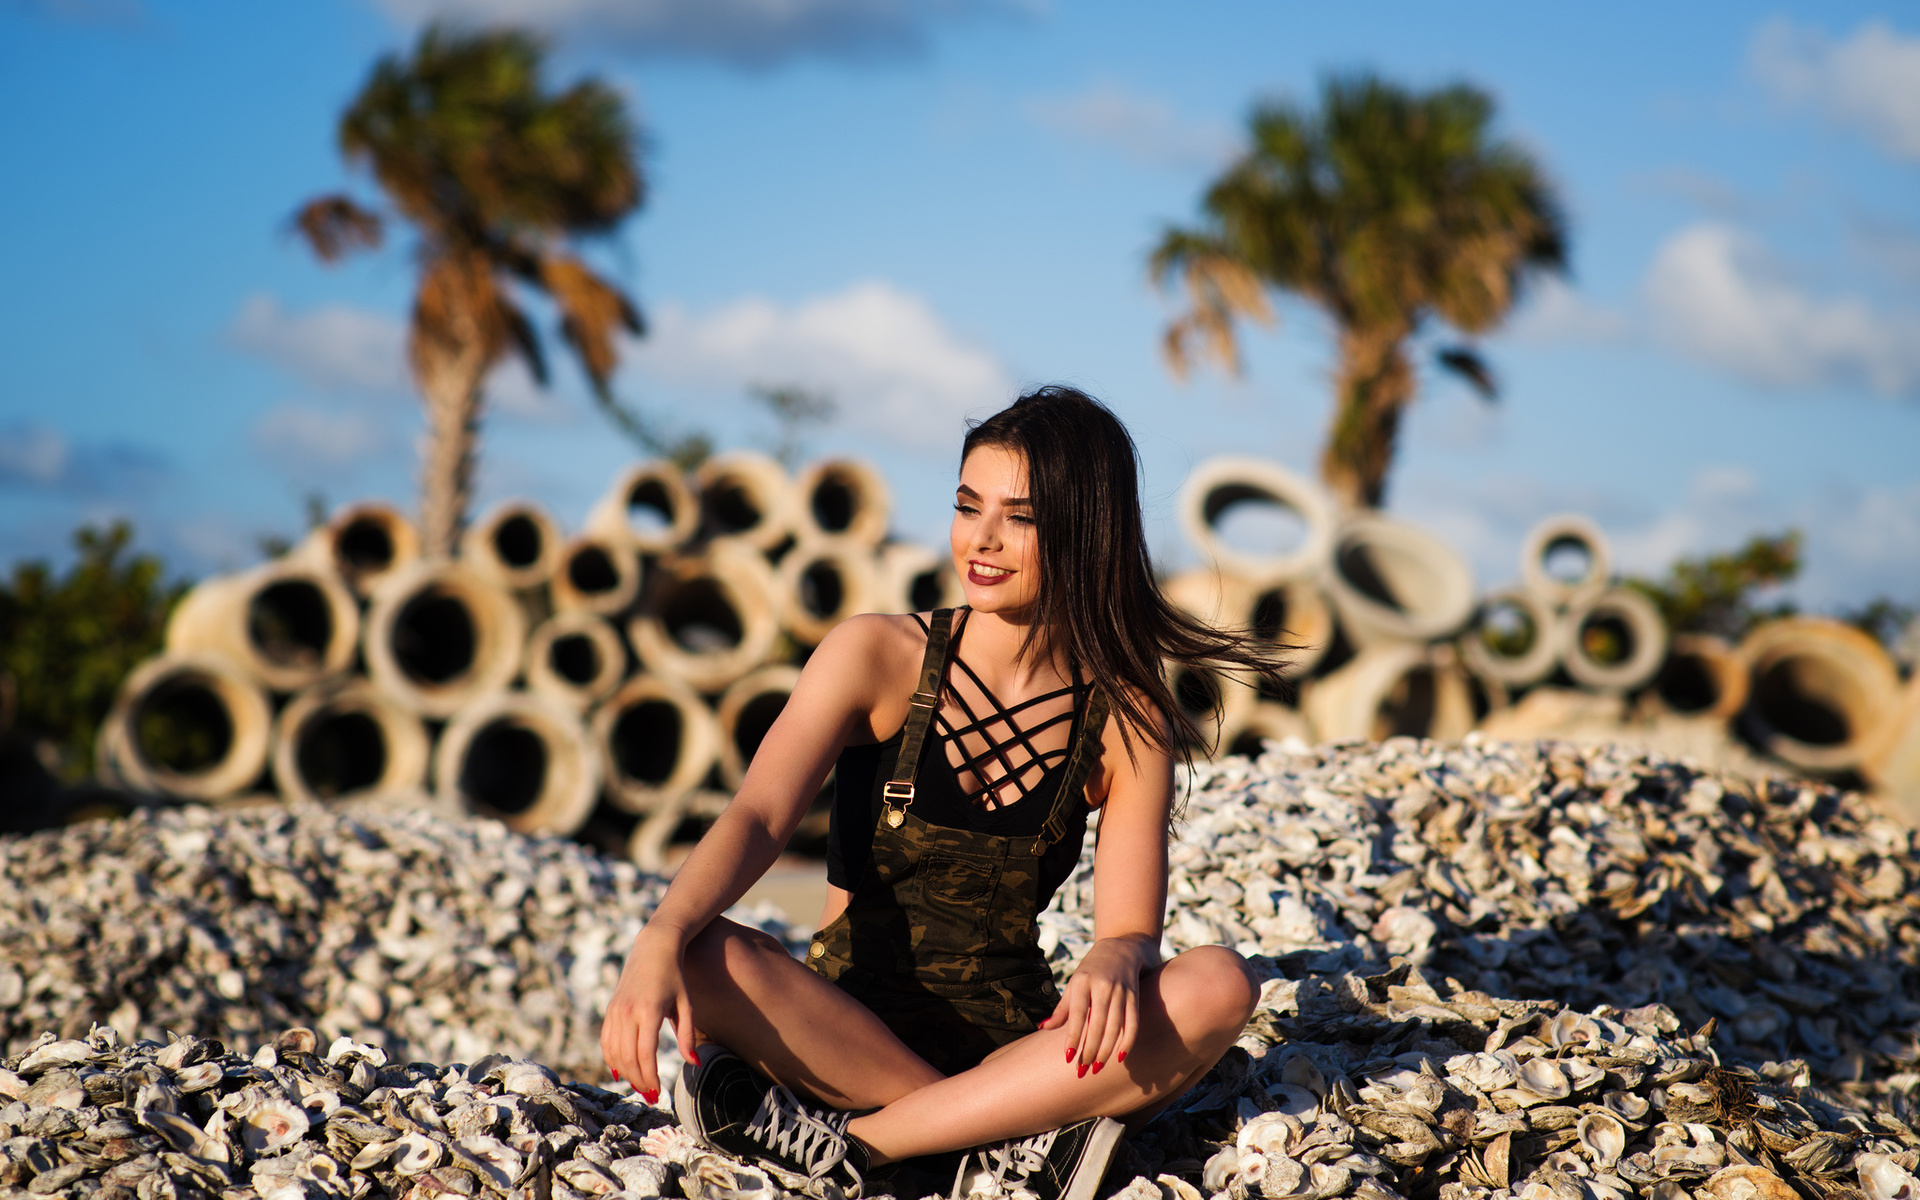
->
963 385 1292 758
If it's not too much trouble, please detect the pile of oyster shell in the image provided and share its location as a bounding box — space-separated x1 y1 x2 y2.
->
4 734 1920 1200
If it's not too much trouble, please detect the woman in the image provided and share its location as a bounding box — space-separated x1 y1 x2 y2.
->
600 387 1288 1200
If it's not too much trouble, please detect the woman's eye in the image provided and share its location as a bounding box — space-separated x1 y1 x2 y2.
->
953 502 978 516
1010 514 1035 525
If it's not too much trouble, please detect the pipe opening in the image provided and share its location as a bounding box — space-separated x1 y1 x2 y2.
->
393 589 477 685
460 719 548 814
1577 611 1637 667
1376 667 1438 740
663 579 744 653
1227 729 1269 759
705 479 763 534
733 691 790 766
493 514 544 569
567 546 620 595
1655 653 1721 714
1335 540 1413 614
907 569 945 613
626 479 679 536
549 634 602 686
336 518 396 574
798 560 845 619
249 580 333 669
811 475 857 534
1540 535 1596 587
1203 486 1308 557
1477 599 1540 659
611 700 683 785
1753 656 1851 747
295 710 386 799
134 676 233 774
1250 589 1290 642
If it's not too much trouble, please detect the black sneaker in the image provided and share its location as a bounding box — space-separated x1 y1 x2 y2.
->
674 1045 868 1198
947 1116 1124 1200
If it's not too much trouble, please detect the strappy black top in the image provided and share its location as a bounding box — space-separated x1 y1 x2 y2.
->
826 610 1098 905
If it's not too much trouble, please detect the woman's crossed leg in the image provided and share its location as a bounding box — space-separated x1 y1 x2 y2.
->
680 916 1259 1164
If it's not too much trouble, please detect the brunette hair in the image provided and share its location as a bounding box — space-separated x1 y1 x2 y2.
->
962 385 1292 758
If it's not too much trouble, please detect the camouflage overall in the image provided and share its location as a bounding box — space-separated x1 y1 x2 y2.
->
806 608 1111 1076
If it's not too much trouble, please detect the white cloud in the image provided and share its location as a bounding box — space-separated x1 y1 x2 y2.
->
371 0 1015 67
1026 83 1237 169
1751 17 1920 161
633 280 1014 446
230 293 408 392
0 425 71 486
253 405 390 466
1643 222 1920 395
1502 276 1631 344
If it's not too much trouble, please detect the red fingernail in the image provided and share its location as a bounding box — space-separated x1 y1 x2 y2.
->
1077 1062 1088 1079
1065 1047 1076 1062
688 1050 701 1067
1092 1061 1104 1074
1117 1051 1127 1063
611 1068 621 1082
643 1088 660 1105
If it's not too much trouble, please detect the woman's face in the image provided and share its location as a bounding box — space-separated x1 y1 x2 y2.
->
950 444 1039 617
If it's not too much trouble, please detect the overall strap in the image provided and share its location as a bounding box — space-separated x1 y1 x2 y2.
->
881 608 957 828
1032 685 1111 855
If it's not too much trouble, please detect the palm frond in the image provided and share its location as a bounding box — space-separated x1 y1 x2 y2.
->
1150 232 1274 379
290 195 383 263
1435 345 1497 401
539 254 641 395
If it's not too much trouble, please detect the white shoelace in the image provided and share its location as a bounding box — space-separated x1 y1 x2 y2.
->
744 1084 861 1196
951 1127 1060 1199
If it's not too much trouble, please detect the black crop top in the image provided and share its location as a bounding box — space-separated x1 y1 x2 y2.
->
824 614 1098 907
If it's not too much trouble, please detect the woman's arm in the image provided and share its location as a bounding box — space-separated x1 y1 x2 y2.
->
1042 701 1174 1075
599 615 911 1097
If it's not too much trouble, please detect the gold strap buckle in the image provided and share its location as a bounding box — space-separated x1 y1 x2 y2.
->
882 780 915 828
908 690 939 708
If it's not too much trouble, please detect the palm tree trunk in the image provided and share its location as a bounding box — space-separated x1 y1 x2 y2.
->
414 350 486 559
1320 325 1414 509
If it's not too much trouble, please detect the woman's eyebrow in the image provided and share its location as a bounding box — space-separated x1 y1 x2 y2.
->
955 483 1032 505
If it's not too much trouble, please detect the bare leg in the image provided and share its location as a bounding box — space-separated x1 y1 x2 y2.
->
848 945 1258 1163
680 917 945 1108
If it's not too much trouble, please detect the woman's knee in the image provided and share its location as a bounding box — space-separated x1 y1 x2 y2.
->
684 919 792 987
1162 944 1260 1033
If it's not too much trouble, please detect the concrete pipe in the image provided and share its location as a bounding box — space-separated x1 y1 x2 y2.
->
434 691 600 836
1520 513 1612 606
526 611 627 712
1649 633 1749 720
716 665 804 790
166 560 360 694
462 500 562 591
873 542 963 614
1164 569 1335 679
1217 702 1312 760
628 545 781 693
1178 457 1336 581
588 461 701 554
318 502 420 598
794 458 891 548
271 679 430 804
364 559 527 718
779 541 879 645
1303 643 1481 744
1460 586 1561 687
627 787 735 873
694 451 795 553
594 673 722 816
1560 586 1668 692
1325 514 1476 648
1738 617 1901 773
1168 661 1257 756
551 533 642 617
101 654 273 800
1864 675 1920 823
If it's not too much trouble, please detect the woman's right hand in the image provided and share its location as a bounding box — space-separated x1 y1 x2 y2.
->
599 925 698 1105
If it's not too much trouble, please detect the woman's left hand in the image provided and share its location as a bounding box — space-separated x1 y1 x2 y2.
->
1041 934 1154 1075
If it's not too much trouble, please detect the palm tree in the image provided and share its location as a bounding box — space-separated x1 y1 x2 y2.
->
1151 75 1569 509
294 25 653 556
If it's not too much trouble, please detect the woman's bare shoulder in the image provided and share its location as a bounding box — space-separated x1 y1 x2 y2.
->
807 613 931 743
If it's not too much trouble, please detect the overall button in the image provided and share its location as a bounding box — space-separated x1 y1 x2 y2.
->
808 941 826 959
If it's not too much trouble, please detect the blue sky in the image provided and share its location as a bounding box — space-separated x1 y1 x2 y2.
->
2 0 1917 610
